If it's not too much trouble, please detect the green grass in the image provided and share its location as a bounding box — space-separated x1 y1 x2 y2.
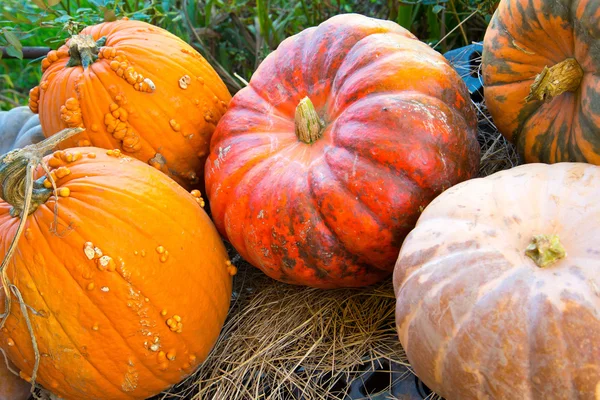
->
0 0 498 110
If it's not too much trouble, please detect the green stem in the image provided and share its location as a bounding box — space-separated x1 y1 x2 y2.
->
65 35 106 69
294 97 324 144
525 234 566 268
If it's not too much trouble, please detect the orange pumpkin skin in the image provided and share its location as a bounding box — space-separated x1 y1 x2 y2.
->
0 148 233 399
0 359 30 400
393 163 600 399
205 14 480 289
28 18 231 189
482 0 600 164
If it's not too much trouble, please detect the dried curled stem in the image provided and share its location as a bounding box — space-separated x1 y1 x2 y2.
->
525 58 584 103
0 127 84 391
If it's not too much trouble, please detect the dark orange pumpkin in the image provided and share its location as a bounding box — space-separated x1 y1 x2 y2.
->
0 137 234 399
28 18 231 189
482 0 600 164
205 14 480 289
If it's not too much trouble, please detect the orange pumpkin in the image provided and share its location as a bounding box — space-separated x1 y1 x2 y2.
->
205 14 479 288
482 0 600 164
0 138 234 399
0 358 30 400
394 163 600 399
28 18 231 189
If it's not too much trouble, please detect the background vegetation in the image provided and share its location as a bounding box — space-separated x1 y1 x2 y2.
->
0 0 499 110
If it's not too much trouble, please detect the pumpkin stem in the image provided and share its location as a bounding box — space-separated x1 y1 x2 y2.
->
525 234 566 268
66 35 106 69
525 58 584 103
295 96 324 144
0 127 84 216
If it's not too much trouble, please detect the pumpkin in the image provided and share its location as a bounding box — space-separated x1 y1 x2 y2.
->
28 18 231 189
482 0 600 164
0 358 30 400
205 13 480 289
0 134 235 399
393 162 600 399
0 107 44 154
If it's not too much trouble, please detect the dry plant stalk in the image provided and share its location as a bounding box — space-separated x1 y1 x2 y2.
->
0 127 84 393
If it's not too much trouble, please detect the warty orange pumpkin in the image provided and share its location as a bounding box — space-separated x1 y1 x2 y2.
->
0 131 235 399
394 162 600 399
205 13 480 289
0 357 30 400
28 18 231 189
482 0 600 164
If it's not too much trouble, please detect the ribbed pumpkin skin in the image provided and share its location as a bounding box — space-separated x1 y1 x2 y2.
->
0 359 30 400
29 19 231 189
0 107 44 154
205 14 480 288
0 149 233 399
482 0 600 164
394 163 600 400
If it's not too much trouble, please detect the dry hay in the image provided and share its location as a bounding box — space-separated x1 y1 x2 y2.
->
150 58 521 400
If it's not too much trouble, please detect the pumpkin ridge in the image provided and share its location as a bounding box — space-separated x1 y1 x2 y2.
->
515 97 561 161
5 246 138 398
331 92 472 188
328 35 411 101
575 90 600 157
308 159 391 269
80 62 202 181
439 267 530 396
504 0 566 63
304 174 380 277
563 93 581 161
223 153 287 250
75 65 130 149
482 77 535 88
322 146 421 230
243 87 296 121
27 212 175 387
531 296 577 397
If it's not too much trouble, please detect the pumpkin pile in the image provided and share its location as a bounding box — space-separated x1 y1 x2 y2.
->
0 2 599 399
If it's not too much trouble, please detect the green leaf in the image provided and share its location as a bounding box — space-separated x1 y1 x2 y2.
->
432 5 445 14
5 44 23 59
3 31 22 51
30 0 49 9
47 0 62 6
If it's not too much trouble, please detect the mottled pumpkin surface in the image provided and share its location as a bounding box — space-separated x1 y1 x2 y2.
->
483 0 600 164
0 148 233 400
394 163 600 400
29 18 231 189
205 14 480 289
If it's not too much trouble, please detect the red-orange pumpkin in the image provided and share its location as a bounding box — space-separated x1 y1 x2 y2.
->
394 162 600 399
482 0 600 164
205 14 480 288
28 18 231 189
0 358 30 400
0 137 234 399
